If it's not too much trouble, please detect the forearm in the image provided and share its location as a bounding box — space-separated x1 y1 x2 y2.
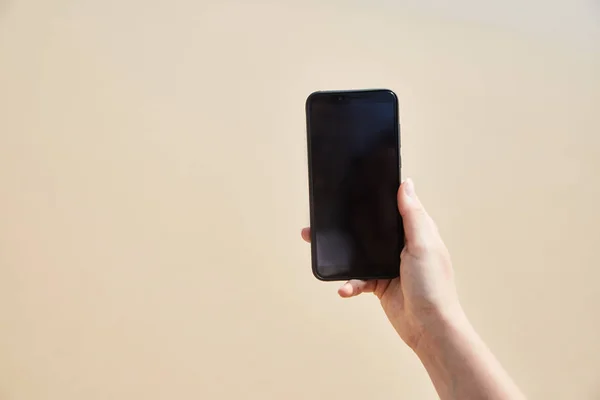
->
415 310 526 400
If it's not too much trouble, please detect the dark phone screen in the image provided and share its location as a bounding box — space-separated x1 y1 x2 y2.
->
307 90 403 280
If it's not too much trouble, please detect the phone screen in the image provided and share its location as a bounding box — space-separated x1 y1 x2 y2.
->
306 90 403 281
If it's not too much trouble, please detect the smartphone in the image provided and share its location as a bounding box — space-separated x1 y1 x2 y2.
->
305 89 403 281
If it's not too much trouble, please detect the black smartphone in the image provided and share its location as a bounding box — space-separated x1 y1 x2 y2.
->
305 89 403 281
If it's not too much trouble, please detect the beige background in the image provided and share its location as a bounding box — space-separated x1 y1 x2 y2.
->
1 0 599 399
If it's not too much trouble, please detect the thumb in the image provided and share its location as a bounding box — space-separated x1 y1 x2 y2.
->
397 179 438 255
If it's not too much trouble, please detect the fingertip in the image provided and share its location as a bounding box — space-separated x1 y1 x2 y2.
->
338 282 353 298
399 186 443 257
397 178 416 211
301 227 311 243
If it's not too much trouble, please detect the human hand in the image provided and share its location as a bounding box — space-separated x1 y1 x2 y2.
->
301 179 463 351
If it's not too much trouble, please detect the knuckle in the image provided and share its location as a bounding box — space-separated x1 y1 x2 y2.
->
409 240 430 256
408 237 447 258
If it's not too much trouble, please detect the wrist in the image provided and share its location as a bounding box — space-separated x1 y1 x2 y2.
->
413 305 472 359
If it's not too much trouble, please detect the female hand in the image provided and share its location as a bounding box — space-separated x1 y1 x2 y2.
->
301 179 463 351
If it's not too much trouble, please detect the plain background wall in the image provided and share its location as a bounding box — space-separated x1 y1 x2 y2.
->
1 0 599 399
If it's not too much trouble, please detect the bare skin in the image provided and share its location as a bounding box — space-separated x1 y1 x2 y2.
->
301 179 526 400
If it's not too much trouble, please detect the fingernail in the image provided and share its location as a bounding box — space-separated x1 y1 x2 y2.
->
404 178 415 199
